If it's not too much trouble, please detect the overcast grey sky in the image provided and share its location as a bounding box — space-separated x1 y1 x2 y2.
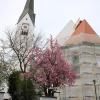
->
0 0 100 39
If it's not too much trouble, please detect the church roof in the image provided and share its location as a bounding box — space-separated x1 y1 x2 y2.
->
72 20 96 36
64 19 100 45
18 0 35 25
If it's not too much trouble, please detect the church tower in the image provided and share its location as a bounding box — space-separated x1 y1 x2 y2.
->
15 0 36 72
17 0 35 36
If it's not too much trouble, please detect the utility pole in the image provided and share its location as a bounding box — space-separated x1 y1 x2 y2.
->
93 80 97 100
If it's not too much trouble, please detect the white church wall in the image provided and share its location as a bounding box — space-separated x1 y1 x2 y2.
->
16 13 35 49
17 13 34 34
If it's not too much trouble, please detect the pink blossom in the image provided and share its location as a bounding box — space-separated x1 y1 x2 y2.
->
30 37 76 88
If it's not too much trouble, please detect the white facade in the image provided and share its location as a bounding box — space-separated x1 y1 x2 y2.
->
16 13 35 49
17 13 35 37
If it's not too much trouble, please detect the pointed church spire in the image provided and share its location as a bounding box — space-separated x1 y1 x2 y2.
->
24 0 34 11
18 0 35 25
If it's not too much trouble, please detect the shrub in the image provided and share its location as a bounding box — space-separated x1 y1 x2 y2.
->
8 71 42 100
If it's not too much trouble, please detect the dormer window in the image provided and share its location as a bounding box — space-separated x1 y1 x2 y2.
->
21 23 29 35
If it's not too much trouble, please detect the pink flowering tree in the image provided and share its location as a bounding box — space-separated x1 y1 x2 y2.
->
30 37 76 97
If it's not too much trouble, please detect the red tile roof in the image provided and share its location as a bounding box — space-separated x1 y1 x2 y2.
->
65 19 100 45
72 20 96 36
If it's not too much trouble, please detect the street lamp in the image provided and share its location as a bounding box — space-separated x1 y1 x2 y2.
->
93 80 97 100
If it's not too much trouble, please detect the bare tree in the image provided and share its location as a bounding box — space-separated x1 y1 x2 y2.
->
6 29 44 73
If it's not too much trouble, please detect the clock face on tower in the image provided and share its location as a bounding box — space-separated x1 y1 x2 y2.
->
21 23 29 35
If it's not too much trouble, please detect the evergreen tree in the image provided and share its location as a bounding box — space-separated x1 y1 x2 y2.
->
8 71 42 100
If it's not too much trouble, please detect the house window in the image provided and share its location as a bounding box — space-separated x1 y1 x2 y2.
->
72 55 80 75
72 55 79 64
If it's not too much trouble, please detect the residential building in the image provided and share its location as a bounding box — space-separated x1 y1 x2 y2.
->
57 20 100 100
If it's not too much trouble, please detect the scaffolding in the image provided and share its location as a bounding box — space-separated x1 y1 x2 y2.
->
61 42 100 100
